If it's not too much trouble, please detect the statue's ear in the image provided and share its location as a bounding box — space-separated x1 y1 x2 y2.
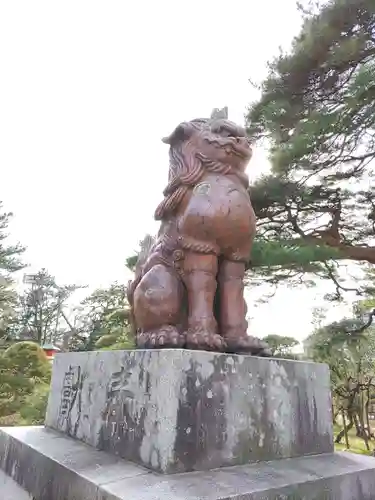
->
210 107 228 120
162 122 194 145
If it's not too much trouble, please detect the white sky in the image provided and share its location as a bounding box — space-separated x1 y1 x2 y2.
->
0 0 352 342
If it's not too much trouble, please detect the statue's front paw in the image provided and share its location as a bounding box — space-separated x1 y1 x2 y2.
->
137 326 185 349
185 328 226 352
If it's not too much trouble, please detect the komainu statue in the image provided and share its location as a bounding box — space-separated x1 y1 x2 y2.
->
127 108 270 355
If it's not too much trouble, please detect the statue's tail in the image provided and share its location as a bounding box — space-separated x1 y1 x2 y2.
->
126 234 156 335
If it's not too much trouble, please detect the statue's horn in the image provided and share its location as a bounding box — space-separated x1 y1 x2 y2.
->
210 106 228 120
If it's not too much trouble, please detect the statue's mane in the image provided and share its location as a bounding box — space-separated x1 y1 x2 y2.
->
154 116 249 221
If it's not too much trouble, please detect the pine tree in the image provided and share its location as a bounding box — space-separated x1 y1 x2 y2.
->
247 0 375 269
0 202 25 337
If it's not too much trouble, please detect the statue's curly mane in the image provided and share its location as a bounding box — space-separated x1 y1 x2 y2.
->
154 118 249 221
154 119 207 221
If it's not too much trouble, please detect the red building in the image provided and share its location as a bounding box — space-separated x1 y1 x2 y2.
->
41 344 61 361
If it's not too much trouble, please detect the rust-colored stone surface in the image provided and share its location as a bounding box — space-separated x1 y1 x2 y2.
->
127 108 270 355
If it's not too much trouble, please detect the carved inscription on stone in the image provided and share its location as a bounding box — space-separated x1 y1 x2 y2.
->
57 365 81 426
99 365 154 453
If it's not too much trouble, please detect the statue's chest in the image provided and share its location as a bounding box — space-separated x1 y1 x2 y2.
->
191 173 250 206
180 173 254 229
178 173 256 251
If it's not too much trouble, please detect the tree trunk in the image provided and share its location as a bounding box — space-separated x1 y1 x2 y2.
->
358 403 370 451
335 413 353 444
305 235 375 264
365 385 372 440
353 412 362 437
341 409 350 449
332 403 339 424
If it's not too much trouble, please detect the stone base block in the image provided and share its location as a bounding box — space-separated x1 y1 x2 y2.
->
2 426 375 500
0 468 31 499
45 349 333 473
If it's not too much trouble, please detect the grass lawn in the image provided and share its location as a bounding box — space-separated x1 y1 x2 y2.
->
333 423 374 456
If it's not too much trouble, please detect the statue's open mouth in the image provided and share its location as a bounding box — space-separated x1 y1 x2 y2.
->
230 141 252 159
223 138 252 160
207 136 252 160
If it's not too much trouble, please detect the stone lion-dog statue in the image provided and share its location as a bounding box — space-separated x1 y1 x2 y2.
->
127 108 270 356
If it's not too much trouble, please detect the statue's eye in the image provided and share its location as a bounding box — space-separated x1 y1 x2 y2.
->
216 126 232 138
222 130 232 138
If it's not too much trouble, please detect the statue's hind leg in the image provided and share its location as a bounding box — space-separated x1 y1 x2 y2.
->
133 264 185 348
218 259 271 356
182 251 226 351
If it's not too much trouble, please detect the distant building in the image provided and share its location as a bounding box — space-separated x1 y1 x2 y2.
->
41 344 61 361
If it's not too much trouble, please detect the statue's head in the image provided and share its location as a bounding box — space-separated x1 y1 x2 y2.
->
162 107 252 177
154 108 252 220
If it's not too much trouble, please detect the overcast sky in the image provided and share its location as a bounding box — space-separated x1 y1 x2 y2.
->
0 0 351 341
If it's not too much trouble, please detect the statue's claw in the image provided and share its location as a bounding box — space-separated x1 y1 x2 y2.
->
185 329 226 352
225 335 272 356
137 326 185 349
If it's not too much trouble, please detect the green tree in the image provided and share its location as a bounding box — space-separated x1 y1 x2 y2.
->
246 0 375 290
19 383 50 425
263 334 299 358
9 269 85 346
70 282 134 351
0 202 25 337
0 341 51 421
4 341 51 380
306 308 375 452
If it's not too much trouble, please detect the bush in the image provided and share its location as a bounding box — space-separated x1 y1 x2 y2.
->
3 341 51 381
95 333 119 348
0 341 51 420
19 383 50 425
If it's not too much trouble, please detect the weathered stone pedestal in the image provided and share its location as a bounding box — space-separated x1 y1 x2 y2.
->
2 349 375 499
47 349 334 473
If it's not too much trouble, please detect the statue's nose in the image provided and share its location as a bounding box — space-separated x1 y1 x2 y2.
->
234 125 247 137
212 120 247 138
225 122 247 138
